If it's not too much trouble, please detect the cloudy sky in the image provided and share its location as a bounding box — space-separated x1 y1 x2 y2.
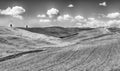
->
0 0 120 27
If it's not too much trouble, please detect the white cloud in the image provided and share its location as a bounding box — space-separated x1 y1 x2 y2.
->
106 20 120 27
36 11 120 28
68 4 74 8
99 2 107 6
47 8 60 18
39 19 51 23
13 15 23 20
76 17 107 28
88 17 95 21
63 14 73 20
57 14 73 21
37 14 46 18
86 18 103 28
74 15 86 23
106 12 120 19
57 16 63 21
57 14 120 28
0 6 25 19
75 15 84 20
77 17 120 28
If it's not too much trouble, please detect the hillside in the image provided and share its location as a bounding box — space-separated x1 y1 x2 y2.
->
19 27 94 38
0 27 120 71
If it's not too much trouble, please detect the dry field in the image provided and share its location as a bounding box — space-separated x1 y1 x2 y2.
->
0 26 120 71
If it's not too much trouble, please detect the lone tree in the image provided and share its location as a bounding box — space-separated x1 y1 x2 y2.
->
26 25 29 28
10 24 13 28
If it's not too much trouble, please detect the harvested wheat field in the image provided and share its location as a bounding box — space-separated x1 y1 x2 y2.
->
0 26 120 71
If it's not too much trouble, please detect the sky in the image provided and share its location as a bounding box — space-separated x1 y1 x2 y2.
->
0 0 120 27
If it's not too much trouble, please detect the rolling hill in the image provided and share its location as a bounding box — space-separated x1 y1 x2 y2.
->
0 26 120 71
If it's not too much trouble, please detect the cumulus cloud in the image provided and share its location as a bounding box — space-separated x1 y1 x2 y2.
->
36 10 120 28
63 14 73 20
47 8 60 18
13 15 23 20
88 17 95 21
75 15 84 20
57 16 63 21
57 14 73 21
68 4 74 8
39 19 51 23
106 20 120 27
74 15 87 23
37 14 46 18
57 14 120 28
99 2 107 6
79 18 120 28
76 17 107 28
86 18 103 27
0 6 25 19
106 12 120 19
107 20 120 24
75 14 120 28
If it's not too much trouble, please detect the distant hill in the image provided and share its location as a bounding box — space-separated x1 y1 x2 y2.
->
18 26 94 38
19 26 120 38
